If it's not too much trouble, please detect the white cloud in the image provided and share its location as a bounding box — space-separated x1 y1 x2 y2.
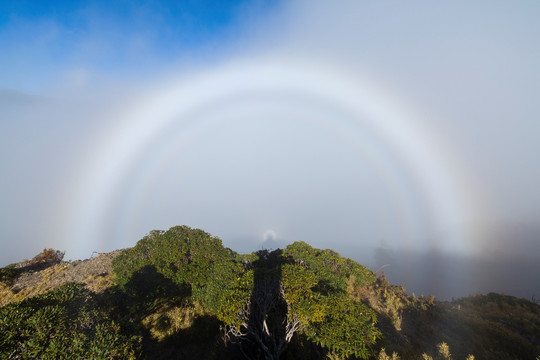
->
1 1 540 299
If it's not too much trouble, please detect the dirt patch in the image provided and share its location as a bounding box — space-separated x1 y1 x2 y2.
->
0 250 123 306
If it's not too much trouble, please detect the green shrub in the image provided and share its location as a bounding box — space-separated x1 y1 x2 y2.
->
0 263 18 285
282 241 377 292
111 226 251 358
112 226 234 288
112 230 382 359
281 242 381 359
0 283 140 359
112 226 252 319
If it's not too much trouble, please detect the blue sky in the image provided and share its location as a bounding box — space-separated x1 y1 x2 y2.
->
1 0 540 299
0 0 277 90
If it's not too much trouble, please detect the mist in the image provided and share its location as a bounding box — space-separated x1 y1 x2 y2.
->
1 0 539 300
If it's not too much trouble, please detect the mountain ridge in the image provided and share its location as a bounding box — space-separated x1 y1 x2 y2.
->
1 226 539 359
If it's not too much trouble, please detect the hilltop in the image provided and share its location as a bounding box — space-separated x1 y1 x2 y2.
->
1 226 539 359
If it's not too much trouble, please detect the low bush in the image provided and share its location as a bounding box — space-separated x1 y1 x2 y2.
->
0 282 140 359
17 248 65 272
0 263 18 285
112 226 234 289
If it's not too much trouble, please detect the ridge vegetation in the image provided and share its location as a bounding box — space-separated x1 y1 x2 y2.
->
1 225 539 359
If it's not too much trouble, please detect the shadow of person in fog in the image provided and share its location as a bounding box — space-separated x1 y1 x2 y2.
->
240 249 290 360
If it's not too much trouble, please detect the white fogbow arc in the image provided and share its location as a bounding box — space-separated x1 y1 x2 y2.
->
63 58 482 257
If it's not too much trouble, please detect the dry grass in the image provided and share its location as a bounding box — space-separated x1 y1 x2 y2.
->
0 259 115 306
142 301 205 341
348 273 410 331
325 352 345 360
378 348 401 360
420 342 474 360
82 272 115 293
0 248 68 306
0 263 71 306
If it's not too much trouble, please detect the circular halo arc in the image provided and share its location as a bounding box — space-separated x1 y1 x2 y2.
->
63 59 483 257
